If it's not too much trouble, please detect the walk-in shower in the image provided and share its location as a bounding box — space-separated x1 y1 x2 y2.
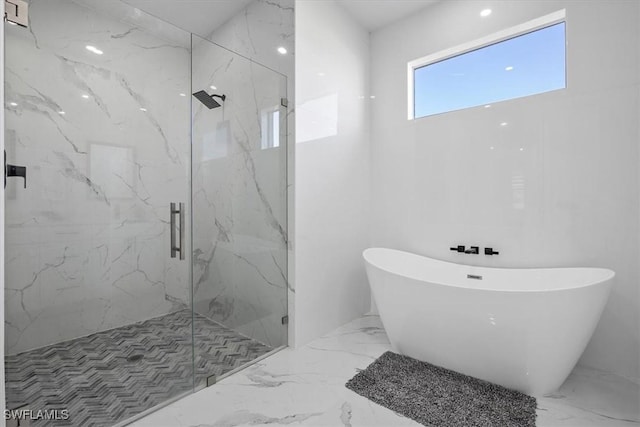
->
3 1 288 425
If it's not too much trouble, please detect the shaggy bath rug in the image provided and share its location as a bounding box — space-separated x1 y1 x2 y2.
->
346 351 537 427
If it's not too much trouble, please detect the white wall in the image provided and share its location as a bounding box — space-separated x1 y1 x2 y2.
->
294 0 371 345
371 0 640 381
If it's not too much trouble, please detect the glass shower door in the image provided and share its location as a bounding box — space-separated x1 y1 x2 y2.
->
4 1 193 425
191 35 288 387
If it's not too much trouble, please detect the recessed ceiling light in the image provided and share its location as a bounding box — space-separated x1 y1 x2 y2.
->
81 94 90 99
480 9 492 17
500 122 508 126
140 107 147 112
505 66 514 71
210 85 217 90
277 46 287 55
58 111 66 115
179 93 186 97
370 95 376 99
85 45 104 55
9 102 17 106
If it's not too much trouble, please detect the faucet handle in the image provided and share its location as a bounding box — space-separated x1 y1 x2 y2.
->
450 245 465 253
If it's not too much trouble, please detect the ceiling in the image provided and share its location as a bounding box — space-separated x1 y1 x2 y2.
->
336 0 439 31
121 0 254 37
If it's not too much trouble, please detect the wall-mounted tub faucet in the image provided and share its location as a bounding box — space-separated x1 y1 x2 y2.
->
451 245 498 255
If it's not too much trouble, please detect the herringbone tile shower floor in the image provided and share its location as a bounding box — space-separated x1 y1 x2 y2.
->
5 310 272 427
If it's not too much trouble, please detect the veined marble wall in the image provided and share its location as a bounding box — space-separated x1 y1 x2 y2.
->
191 35 288 348
204 0 295 346
4 0 191 355
204 0 293 79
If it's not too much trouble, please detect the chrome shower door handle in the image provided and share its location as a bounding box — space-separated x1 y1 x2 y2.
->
170 202 185 260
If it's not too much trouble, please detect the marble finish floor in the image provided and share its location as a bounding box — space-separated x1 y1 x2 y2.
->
133 315 640 427
5 310 272 427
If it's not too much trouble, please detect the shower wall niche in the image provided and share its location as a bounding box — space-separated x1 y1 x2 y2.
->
4 0 191 355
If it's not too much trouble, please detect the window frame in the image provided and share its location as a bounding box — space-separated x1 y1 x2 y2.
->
407 9 567 120
260 105 281 149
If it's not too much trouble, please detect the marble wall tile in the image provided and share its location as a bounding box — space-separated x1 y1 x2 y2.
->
191 35 288 347
4 0 293 355
4 0 191 354
204 0 294 79
199 0 295 347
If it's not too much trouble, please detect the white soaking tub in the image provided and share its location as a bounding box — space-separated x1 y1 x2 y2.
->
363 248 614 396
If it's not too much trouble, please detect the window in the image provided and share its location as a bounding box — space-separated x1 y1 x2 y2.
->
408 10 566 119
261 107 280 149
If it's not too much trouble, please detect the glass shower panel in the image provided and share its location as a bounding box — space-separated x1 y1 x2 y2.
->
4 1 192 424
191 35 288 383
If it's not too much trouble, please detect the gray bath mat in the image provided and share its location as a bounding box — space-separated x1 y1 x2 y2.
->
346 351 536 427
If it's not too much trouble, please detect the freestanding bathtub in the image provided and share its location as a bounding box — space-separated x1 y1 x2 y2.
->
363 248 614 396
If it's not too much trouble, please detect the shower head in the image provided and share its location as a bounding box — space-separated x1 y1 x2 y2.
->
192 90 226 109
